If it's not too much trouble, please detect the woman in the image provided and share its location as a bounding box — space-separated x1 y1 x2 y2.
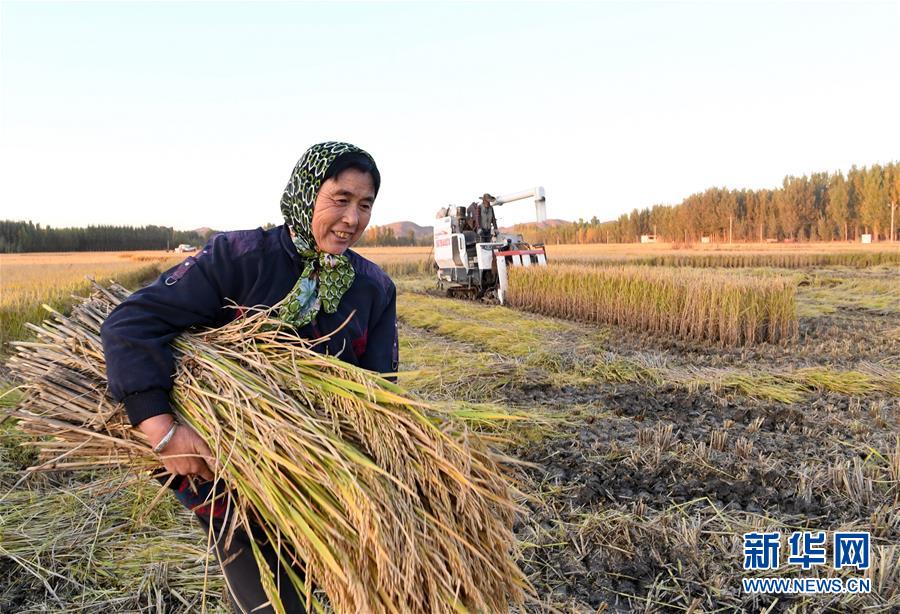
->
101 142 397 613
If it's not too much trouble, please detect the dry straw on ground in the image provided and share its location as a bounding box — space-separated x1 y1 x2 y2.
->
0 478 228 613
506 265 797 346
5 284 526 614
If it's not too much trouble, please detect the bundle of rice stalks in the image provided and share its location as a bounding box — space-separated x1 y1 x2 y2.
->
5 283 527 613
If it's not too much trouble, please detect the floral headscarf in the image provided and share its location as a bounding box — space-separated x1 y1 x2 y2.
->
279 141 376 327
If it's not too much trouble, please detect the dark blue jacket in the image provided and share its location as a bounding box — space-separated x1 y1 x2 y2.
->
101 224 398 427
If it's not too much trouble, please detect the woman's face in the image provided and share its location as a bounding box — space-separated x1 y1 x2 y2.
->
312 168 376 254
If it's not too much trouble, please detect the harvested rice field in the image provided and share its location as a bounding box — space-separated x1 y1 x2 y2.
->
1 244 899 612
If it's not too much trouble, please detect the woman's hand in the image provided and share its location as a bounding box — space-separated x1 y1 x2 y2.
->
138 414 215 481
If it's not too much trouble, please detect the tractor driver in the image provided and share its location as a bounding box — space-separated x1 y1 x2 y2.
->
478 193 498 242
466 200 480 233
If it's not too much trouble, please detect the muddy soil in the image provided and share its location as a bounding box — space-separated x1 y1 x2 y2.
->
516 385 896 521
508 381 899 612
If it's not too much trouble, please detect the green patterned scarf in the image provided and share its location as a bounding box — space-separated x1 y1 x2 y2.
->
279 141 375 328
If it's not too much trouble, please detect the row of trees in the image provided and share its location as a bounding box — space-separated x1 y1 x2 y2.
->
517 162 900 244
4 162 897 250
0 218 435 252
0 221 211 253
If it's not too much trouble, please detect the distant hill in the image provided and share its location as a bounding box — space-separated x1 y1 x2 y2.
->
380 221 433 239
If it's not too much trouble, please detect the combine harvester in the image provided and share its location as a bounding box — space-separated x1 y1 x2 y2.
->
433 187 549 304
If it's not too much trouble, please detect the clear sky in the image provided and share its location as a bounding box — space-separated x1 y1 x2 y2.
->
1 1 898 231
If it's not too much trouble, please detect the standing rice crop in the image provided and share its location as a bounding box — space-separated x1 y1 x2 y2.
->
0 261 167 346
506 265 797 346
375 257 435 278
552 250 900 269
5 284 526 613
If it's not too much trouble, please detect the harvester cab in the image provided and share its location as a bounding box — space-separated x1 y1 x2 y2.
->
433 187 549 303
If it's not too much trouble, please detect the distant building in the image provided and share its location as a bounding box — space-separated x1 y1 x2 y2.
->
700 236 711 244
640 234 657 244
861 234 872 244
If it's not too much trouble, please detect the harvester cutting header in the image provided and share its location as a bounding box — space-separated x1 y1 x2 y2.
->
433 187 549 303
